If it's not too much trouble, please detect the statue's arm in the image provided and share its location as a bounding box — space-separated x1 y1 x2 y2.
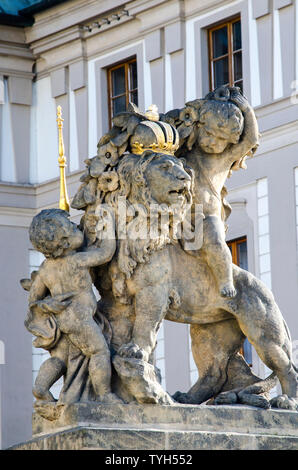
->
75 237 116 268
223 94 259 164
28 271 48 305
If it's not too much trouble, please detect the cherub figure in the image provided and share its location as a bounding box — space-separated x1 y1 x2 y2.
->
181 87 259 297
26 208 120 404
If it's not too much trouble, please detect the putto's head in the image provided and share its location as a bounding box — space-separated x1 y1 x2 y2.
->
29 209 83 258
198 99 244 154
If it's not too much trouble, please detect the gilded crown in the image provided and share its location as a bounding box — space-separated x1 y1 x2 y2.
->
130 105 179 156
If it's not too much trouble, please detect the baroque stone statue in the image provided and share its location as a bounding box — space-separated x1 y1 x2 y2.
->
21 86 298 421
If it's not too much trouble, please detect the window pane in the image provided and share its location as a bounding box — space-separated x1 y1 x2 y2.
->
130 90 138 106
233 51 242 81
213 57 229 88
129 61 137 90
212 26 228 58
237 241 248 271
112 95 126 116
233 20 242 51
111 66 125 96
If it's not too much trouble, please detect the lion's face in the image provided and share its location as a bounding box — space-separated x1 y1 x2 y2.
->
144 154 192 207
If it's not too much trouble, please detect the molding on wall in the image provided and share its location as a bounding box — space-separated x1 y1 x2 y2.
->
256 120 298 156
0 169 83 211
24 0 127 43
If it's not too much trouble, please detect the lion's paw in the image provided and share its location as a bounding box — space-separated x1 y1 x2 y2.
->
220 284 237 298
172 391 195 404
238 392 270 409
117 342 149 362
270 394 298 411
214 391 238 405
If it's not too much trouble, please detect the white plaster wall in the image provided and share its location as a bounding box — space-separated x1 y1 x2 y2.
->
35 76 59 183
257 178 272 289
0 77 16 183
155 323 166 389
188 326 198 387
69 88 80 173
247 0 261 106
295 168 298 247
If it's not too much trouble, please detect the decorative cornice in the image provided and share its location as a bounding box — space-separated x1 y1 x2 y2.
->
0 169 83 210
256 121 298 156
29 25 83 55
24 0 127 43
0 204 83 228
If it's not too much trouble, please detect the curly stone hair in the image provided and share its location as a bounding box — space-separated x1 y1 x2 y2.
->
29 209 73 258
198 99 244 143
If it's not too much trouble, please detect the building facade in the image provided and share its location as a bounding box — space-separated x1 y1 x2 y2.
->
0 0 297 448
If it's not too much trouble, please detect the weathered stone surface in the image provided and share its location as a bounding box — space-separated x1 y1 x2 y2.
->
23 403 298 451
21 86 297 423
11 404 298 450
113 355 174 405
167 431 298 451
12 427 298 451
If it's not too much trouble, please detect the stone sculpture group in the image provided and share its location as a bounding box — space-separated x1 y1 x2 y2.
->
21 86 298 420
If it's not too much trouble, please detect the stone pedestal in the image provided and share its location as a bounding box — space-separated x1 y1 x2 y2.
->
10 403 298 450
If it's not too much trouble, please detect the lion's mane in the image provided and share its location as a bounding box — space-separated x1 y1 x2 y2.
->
100 151 193 302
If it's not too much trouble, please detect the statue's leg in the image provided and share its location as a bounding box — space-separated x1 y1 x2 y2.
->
118 285 169 363
233 281 298 410
203 216 236 298
174 318 245 404
68 321 122 403
33 357 66 402
99 300 135 353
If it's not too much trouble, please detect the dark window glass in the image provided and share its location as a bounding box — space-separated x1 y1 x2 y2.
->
130 90 138 106
209 18 243 91
212 26 228 58
111 66 125 96
237 240 248 271
233 20 242 51
233 52 242 82
213 57 229 88
130 61 138 90
112 95 126 116
107 58 138 127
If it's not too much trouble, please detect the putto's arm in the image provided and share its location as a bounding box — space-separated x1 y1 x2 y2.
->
76 237 116 268
28 271 48 305
223 90 259 165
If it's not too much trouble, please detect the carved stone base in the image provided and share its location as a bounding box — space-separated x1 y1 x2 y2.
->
9 403 298 450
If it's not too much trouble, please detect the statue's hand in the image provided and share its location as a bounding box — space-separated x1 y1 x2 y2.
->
29 293 74 314
229 87 250 112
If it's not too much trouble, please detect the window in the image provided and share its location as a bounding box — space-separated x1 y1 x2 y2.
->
208 17 242 91
227 237 252 366
107 58 138 127
227 236 248 271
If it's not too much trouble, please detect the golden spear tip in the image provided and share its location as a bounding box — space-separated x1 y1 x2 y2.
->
56 105 70 212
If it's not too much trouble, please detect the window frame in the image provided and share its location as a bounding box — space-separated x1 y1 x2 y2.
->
107 57 137 128
227 236 247 267
208 15 242 91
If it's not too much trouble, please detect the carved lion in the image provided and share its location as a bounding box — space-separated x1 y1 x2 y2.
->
91 151 297 410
